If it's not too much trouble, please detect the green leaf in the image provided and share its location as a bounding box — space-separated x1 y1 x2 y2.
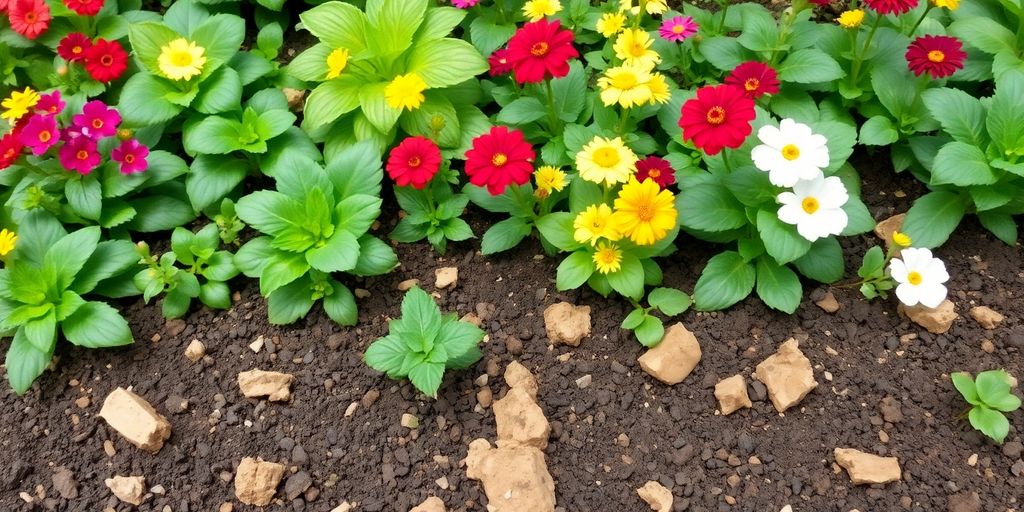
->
365 0 428 57
299 1 368 55
978 212 1018 245
407 38 487 88
778 48 844 84
976 370 1013 404
952 373 981 406
987 70 1024 158
117 73 183 127
259 252 310 296
162 288 193 319
184 116 244 155
442 218 474 241
648 288 692 316
736 7 779 52
127 192 198 232
234 237 274 278
756 210 812 265
858 245 885 279
62 301 134 348
65 174 103 221
303 77 362 130
606 255 644 301
365 334 410 378
699 36 755 71
840 195 875 236
621 309 646 330
288 43 331 82
417 6 466 42
163 0 209 37
353 236 399 276
496 97 548 125
72 240 140 295
336 194 382 236
969 405 1010 444
266 276 316 325
930 142 997 187
793 237 844 283
556 251 596 291
399 287 442 352
306 230 360 273
921 87 988 147
236 191 307 238
193 67 242 114
469 14 515 55
23 310 56 352
634 315 665 348
324 281 358 326
43 227 100 291
755 258 802 314
481 217 533 255
901 191 967 248
858 116 899 146
191 14 245 65
325 141 384 199
694 251 756 311
950 17 1017 55
409 361 445 398
6 329 53 395
679 182 748 232
536 212 583 252
128 22 180 74
199 281 231 310
186 155 248 212
551 61 587 122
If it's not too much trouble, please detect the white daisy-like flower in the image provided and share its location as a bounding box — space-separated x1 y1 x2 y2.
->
889 248 949 309
751 118 830 187
776 174 849 242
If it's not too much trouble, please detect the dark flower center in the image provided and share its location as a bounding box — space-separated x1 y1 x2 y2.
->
101 55 114 66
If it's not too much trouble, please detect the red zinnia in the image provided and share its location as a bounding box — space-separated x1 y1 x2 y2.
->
905 35 966 79
0 131 24 170
83 38 128 83
863 0 918 15
488 48 513 77
635 156 676 189
386 136 442 189
63 0 103 16
58 33 93 62
464 126 535 195
678 84 756 156
505 20 579 84
724 61 780 99
7 0 51 40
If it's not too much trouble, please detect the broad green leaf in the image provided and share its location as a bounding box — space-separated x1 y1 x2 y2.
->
325 142 384 199
353 236 399 276
399 287 442 353
901 191 967 248
921 87 988 147
606 255 644 301
969 405 1010 443
128 22 180 75
840 195 875 236
536 212 583 252
793 237 844 283
65 174 102 221
43 227 100 291
408 361 445 398
468 13 515 56
62 301 133 348
858 116 899 146
236 191 307 238
679 182 748 232
949 17 1017 55
306 230 360 273
259 252 310 296
648 287 691 316
756 210 811 264
336 194 382 236
365 0 428 57
694 251 756 311
303 77 362 130
266 276 316 325
406 38 487 88
6 329 54 394
481 217 533 255
976 370 1013 404
72 240 140 294
556 251 595 291
299 1 367 55
778 48 844 84
417 6 466 42
951 372 981 405
978 212 1018 245
324 281 358 326
193 67 242 114
118 72 183 127
987 70 1024 158
858 245 885 279
184 117 245 155
186 155 248 212
496 97 548 125
23 310 56 352
199 281 231 309
365 334 410 377
191 14 245 64
621 309 646 330
930 142 997 187
755 258 802 314
234 237 274 277
287 43 332 82
635 315 665 348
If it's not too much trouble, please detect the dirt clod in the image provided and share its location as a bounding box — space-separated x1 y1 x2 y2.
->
543 302 591 346
435 267 458 289
184 339 205 362
237 370 294 402
755 339 817 413
900 300 958 334
105 475 145 506
465 439 555 512
233 457 285 506
410 496 446 512
715 375 753 415
98 388 172 454
637 323 701 385
636 480 672 512
815 291 840 313
969 306 1004 330
835 448 901 485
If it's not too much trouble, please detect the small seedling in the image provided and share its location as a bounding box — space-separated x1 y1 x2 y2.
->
951 370 1021 444
364 287 485 398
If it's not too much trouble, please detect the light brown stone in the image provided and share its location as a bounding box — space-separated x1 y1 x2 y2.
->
465 439 555 512
637 323 702 385
874 214 905 250
815 291 840 313
476 387 493 408
330 503 353 512
636 480 673 512
504 361 538 399
237 370 294 402
184 339 205 362
98 388 172 454
969 306 1004 330
899 300 958 334
234 457 285 506
435 267 458 289
493 387 549 449
410 496 446 512
755 339 818 413
543 302 591 346
105 475 145 506
834 448 901 485
282 88 306 111
397 279 420 291
714 375 752 415
218 503 233 512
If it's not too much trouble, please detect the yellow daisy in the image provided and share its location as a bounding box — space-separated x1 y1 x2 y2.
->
0 228 16 257
592 241 623 274
613 29 661 68
534 166 567 196
612 177 677 246
326 48 350 79
598 64 655 109
837 10 865 29
1 88 40 124
892 231 912 248
158 38 207 81
523 0 562 21
385 73 427 111
619 0 669 15
596 12 627 38
576 136 638 187
931 0 958 9
573 204 621 245
647 72 671 104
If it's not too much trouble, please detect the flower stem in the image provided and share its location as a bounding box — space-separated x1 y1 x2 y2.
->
849 13 883 90
616 108 631 136
544 79 563 135
907 5 933 36
717 1 731 34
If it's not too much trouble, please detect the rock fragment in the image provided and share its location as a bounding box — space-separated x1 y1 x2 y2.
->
184 339 205 362
51 467 77 499
493 387 550 449
465 439 555 512
755 338 817 413
637 323 702 385
435 267 458 289
948 492 981 512
330 503 353 512
105 475 145 506
543 302 591 346
237 370 294 402
504 361 538 399
714 375 752 415
281 88 306 111
98 388 172 454
397 279 420 291
410 496 446 512
636 480 673 512
874 213 905 250
834 448 901 485
234 457 285 506
899 299 958 334
815 291 840 313
969 306 1004 330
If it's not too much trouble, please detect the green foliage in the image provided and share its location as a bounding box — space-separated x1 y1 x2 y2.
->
952 370 1022 444
391 174 475 254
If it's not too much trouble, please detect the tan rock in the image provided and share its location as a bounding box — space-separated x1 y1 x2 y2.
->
401 413 420 429
834 448 901 485
234 457 285 506
969 306 1004 330
237 370 294 402
543 302 591 346
476 387 493 409
493 387 549 449
465 439 555 512
397 279 420 291
184 339 205 362
714 375 752 415
755 339 817 413
105 475 145 506
636 480 673 512
637 323 702 385
330 503 353 512
98 388 172 454
899 299 957 334
815 291 840 313
410 496 446 512
282 88 306 111
504 361 538 399
218 503 233 512
874 213 905 250
435 267 458 289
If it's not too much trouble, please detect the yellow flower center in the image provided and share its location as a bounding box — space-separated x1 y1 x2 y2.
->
596 248 617 264
907 271 923 285
76 150 89 160
39 130 51 143
744 78 760 92
647 169 661 178
72 45 83 55
629 43 646 57
593 147 620 168
611 72 638 90
531 42 549 57
492 153 508 166
92 119 103 129
782 144 800 161
706 106 726 125
672 25 684 34
125 154 135 164
636 203 654 221
801 197 819 214
407 156 421 168
928 50 945 63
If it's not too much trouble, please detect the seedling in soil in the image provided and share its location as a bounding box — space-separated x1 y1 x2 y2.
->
364 286 485 398
621 287 692 347
951 370 1022 444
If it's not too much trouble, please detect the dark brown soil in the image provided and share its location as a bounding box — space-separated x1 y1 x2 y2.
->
2 158 1024 512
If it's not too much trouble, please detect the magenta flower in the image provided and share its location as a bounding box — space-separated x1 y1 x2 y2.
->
111 139 150 174
18 115 60 156
451 0 479 7
59 136 100 174
35 91 65 117
73 100 121 140
659 16 698 42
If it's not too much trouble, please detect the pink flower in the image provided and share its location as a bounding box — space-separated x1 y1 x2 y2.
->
59 135 100 174
111 139 149 174
34 91 65 116
72 100 120 139
659 16 698 42
18 114 59 155
451 0 479 7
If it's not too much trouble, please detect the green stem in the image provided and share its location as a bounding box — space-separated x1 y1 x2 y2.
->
907 5 933 36
849 14 883 90
543 79 562 135
717 1 731 34
721 149 734 173
768 7 797 67
616 107 631 136
633 0 648 28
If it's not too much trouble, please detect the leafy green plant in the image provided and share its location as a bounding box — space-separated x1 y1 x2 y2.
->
621 287 692 347
133 224 239 319
0 212 138 394
952 370 1022 444
391 178 474 254
213 198 245 245
364 286 485 398
233 144 398 325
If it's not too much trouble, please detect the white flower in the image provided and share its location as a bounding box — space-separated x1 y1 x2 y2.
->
751 118 830 187
889 248 949 309
776 175 849 242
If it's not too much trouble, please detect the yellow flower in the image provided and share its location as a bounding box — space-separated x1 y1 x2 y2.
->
523 0 562 21
612 177 677 246
892 231 912 248
647 72 671 104
326 48 350 79
534 166 567 195
931 0 958 9
0 229 16 257
576 136 638 187
1 88 40 124
596 12 627 38
619 0 668 15
837 9 865 29
158 38 207 81
573 204 621 245
598 64 655 109
614 29 661 68
592 241 623 274
385 73 427 111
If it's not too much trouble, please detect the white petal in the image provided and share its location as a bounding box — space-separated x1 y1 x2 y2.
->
889 259 908 283
895 283 921 306
752 145 782 173
791 175 822 196
923 258 950 284
901 248 931 269
795 163 824 182
757 125 784 148
776 191 798 205
817 208 848 237
917 283 948 309
777 204 804 226
769 167 799 188
796 218 822 242
805 145 830 168
807 134 828 150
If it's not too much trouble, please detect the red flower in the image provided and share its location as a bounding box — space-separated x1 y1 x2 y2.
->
678 84 756 156
63 0 103 16
7 0 51 40
111 139 149 174
635 156 676 189
863 0 918 15
506 20 578 84
58 33 93 62
809 0 830 4
464 126 535 195
58 135 100 174
905 35 966 79
386 136 442 189
488 48 513 77
724 61 780 99
83 38 128 83
0 131 25 170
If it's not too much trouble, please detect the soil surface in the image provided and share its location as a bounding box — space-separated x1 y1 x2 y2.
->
2 156 1024 512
